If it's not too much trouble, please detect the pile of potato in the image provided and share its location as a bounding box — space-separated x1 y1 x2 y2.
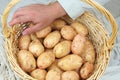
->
17 19 95 80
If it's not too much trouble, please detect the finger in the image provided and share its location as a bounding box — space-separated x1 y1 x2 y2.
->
11 9 28 20
9 16 34 26
11 4 43 20
22 23 45 35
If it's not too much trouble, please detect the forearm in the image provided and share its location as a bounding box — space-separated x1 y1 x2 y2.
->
49 2 66 19
57 0 111 20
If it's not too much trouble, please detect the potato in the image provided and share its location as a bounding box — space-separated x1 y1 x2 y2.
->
29 40 44 57
52 19 66 30
47 60 63 73
80 62 94 79
80 40 95 63
61 25 77 40
53 40 71 58
37 50 55 69
17 50 36 72
71 34 86 55
46 69 61 80
62 71 80 80
71 22 88 36
58 54 83 71
18 35 30 50
44 31 61 48
30 69 47 80
36 26 52 38
30 33 38 41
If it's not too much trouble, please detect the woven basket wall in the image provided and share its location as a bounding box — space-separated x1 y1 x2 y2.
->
2 0 118 80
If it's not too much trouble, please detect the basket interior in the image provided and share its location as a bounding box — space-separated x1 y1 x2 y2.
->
5 12 110 80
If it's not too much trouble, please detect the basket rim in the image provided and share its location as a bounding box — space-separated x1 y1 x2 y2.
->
1 0 118 80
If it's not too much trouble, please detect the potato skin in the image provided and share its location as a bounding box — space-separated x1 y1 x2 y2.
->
17 50 36 72
53 40 71 58
44 31 61 48
61 25 77 40
47 60 63 73
52 19 66 30
62 71 80 80
30 33 38 41
46 69 61 80
18 35 30 50
80 62 94 79
37 50 55 69
30 69 47 80
36 26 52 38
29 40 44 57
71 34 86 55
58 54 83 71
71 22 88 36
81 40 95 63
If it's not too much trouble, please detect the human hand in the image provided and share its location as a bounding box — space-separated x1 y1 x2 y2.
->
9 2 66 35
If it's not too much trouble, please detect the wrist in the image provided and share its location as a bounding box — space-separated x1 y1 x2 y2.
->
49 2 66 18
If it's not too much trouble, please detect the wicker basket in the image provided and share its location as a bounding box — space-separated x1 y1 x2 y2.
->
2 0 118 80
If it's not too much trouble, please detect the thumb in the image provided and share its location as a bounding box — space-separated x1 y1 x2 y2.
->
22 23 44 35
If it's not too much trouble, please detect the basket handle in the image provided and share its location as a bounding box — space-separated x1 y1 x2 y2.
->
2 0 20 38
83 0 118 49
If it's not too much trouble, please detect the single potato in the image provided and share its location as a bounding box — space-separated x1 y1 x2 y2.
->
80 40 95 63
37 50 55 69
44 31 61 48
29 40 44 57
17 50 36 72
30 69 47 80
53 40 71 58
71 22 88 36
52 19 66 30
80 62 94 79
62 71 80 80
46 69 61 80
18 34 30 50
36 26 52 38
58 54 83 71
71 34 86 55
61 25 77 40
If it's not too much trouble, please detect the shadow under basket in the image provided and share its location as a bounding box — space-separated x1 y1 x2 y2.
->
2 0 118 80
